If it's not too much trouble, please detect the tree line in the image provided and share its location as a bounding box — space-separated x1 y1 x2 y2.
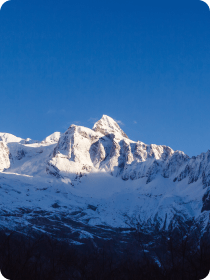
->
0 223 209 280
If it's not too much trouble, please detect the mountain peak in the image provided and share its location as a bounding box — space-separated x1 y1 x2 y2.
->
92 115 128 138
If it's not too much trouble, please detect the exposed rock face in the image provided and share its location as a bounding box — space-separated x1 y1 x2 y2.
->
93 115 128 139
0 141 10 171
47 125 104 182
173 150 210 188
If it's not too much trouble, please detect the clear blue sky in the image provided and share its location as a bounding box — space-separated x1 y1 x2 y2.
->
0 0 210 156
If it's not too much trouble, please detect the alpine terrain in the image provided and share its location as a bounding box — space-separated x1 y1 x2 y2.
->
0 115 210 279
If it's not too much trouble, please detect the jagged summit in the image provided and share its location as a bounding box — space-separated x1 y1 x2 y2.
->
92 115 128 139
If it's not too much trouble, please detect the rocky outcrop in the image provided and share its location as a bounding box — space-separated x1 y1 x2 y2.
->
93 115 128 139
47 125 103 181
173 150 210 188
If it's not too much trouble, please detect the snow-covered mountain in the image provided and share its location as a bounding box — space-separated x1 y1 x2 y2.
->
0 115 209 242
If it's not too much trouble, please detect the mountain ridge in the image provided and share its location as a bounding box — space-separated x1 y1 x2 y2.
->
0 115 209 240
